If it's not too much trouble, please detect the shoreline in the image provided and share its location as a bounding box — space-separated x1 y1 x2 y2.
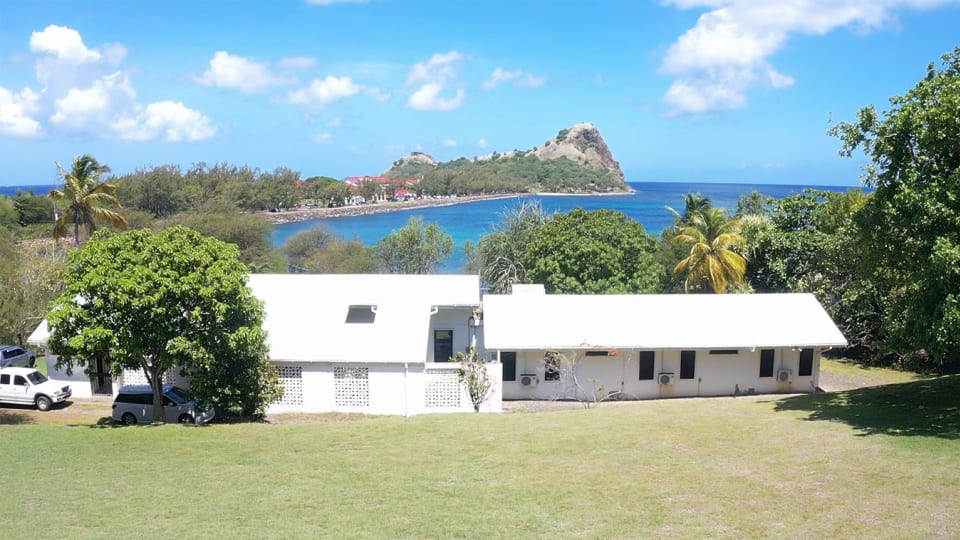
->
259 189 631 224
259 193 519 224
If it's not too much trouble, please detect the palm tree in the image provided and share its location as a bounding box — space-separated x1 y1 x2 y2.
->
673 207 747 293
666 192 712 226
49 154 127 245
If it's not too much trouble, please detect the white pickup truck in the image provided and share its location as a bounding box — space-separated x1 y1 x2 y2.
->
0 367 72 411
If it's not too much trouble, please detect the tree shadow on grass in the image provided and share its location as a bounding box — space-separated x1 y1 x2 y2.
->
772 375 960 439
0 408 35 425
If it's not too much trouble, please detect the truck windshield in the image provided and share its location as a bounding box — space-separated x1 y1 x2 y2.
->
26 371 48 385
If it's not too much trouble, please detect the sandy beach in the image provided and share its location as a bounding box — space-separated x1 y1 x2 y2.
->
258 189 633 225
258 193 521 224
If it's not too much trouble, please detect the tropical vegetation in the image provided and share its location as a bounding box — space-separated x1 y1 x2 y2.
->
49 154 127 245
47 226 281 420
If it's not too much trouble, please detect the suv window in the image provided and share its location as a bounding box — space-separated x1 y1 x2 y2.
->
116 393 152 405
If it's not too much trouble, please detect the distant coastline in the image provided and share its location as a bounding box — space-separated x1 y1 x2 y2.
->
258 193 519 225
257 189 629 225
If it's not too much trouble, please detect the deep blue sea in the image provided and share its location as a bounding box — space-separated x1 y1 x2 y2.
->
271 181 861 270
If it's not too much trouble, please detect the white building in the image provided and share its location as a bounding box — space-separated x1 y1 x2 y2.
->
252 274 498 415
483 284 848 402
28 275 847 414
29 274 501 415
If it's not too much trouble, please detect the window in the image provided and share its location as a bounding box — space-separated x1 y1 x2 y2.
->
759 349 775 378
709 349 738 355
544 352 561 381
638 351 655 380
799 348 814 376
13 375 27 386
501 352 517 382
680 350 696 379
433 330 453 362
345 305 376 323
0 374 9 385
585 350 609 357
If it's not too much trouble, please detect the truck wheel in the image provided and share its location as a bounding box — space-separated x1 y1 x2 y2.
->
35 395 52 411
121 412 138 425
29 357 36 368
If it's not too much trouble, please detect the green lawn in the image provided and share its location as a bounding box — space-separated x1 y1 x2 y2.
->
1 376 958 539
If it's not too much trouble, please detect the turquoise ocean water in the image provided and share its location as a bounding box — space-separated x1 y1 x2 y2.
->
271 181 861 271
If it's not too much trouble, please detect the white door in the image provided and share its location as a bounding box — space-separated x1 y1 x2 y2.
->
0 373 13 402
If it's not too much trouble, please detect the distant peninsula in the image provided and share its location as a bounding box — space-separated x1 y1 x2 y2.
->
383 123 631 194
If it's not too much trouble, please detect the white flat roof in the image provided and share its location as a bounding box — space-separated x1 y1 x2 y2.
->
482 292 847 350
249 274 480 363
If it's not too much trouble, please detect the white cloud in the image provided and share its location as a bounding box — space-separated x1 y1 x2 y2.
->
477 138 487 149
0 86 42 137
197 51 291 93
405 51 467 111
50 71 137 129
277 56 317 71
111 101 215 142
311 132 333 144
407 83 465 111
327 117 343 128
659 0 956 114
0 25 217 142
366 87 391 102
442 139 457 148
482 68 546 90
287 75 362 109
29 25 101 63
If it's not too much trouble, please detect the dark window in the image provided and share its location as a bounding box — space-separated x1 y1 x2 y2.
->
345 305 376 323
799 348 814 376
709 349 738 355
759 349 775 378
116 393 152 405
585 350 609 357
680 350 696 379
0 374 9 385
638 351 655 380
501 352 517 382
544 352 561 381
13 375 27 386
433 330 453 362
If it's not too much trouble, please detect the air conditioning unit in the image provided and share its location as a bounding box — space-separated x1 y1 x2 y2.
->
519 373 539 387
778 369 793 383
658 373 676 385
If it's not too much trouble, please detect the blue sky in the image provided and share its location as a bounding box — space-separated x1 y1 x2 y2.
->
1 0 958 187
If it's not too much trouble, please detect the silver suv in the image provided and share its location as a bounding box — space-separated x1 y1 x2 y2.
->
112 385 215 425
0 345 36 368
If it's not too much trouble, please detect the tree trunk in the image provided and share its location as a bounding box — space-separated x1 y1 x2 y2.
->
148 364 165 423
73 209 81 246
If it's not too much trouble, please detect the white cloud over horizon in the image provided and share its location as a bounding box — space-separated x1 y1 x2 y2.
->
287 75 362 108
196 51 293 92
482 68 546 90
405 51 467 111
659 0 957 114
2 24 215 142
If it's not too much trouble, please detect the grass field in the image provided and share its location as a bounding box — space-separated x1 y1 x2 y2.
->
1 375 957 539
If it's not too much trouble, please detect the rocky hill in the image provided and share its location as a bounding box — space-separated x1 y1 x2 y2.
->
382 123 628 193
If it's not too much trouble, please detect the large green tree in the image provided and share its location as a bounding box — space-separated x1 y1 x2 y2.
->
49 154 127 245
474 200 551 293
523 208 662 294
831 47 960 369
672 208 747 293
375 216 454 274
48 226 281 421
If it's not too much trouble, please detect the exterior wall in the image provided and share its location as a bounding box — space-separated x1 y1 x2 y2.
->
267 361 503 416
428 307 479 362
501 348 821 401
44 354 122 399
